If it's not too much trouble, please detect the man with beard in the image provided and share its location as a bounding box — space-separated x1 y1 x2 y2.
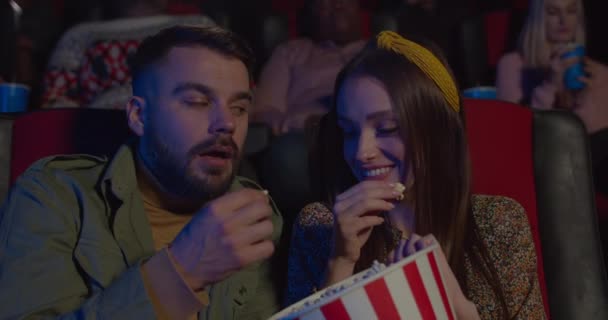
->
0 26 282 320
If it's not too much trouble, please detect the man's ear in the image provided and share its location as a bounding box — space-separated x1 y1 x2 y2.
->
126 96 147 137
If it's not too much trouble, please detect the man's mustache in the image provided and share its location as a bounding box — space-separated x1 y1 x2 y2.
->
188 135 239 160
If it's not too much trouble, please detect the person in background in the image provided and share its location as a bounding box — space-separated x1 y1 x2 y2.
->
497 0 608 205
495 0 593 109
252 0 365 135
0 26 282 319
287 31 545 319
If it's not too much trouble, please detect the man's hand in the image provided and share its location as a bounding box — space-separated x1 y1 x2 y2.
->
168 188 275 291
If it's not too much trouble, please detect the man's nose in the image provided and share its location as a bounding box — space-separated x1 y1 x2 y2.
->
208 105 236 135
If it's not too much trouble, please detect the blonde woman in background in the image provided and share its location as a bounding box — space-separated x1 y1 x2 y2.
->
496 0 589 109
496 0 608 132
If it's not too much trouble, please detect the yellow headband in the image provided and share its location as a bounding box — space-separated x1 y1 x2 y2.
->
376 31 460 112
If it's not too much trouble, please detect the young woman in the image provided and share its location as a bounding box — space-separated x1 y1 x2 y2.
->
495 0 586 109
287 31 546 319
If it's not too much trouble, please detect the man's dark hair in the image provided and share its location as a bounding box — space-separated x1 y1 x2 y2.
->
131 25 255 94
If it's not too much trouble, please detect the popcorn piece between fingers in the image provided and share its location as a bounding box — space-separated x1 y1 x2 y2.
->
393 183 406 201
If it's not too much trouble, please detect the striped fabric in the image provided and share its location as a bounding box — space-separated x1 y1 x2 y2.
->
277 246 455 320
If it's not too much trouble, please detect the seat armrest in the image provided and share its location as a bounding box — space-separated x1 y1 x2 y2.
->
534 110 608 319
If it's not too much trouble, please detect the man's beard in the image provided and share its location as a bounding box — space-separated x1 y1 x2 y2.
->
142 130 240 204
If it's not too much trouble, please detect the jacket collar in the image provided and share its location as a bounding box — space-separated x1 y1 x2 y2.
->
99 142 155 265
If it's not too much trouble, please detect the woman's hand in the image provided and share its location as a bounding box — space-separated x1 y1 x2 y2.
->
391 234 481 320
547 46 580 90
325 181 403 285
332 181 403 263
574 58 608 133
532 46 580 109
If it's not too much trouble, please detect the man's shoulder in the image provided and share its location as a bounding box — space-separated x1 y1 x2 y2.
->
18 153 111 186
2 154 116 242
31 153 109 170
21 154 109 182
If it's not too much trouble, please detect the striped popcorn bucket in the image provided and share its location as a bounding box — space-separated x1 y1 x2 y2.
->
272 243 455 320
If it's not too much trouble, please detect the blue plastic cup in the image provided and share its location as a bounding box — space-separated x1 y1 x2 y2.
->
0 83 30 113
561 44 586 90
462 86 497 99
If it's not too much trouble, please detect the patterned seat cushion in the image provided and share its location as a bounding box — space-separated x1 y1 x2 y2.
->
41 15 215 109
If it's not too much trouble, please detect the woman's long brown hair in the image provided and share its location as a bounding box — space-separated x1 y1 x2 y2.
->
311 40 510 318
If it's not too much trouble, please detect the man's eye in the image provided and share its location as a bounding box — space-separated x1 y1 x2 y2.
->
183 99 210 107
230 106 248 116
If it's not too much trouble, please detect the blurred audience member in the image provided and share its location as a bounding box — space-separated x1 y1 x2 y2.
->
498 0 608 229
397 0 472 85
495 0 591 109
40 0 211 109
496 0 608 142
253 0 365 135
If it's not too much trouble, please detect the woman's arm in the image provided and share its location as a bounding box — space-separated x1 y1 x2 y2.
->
529 81 558 109
496 52 525 104
285 203 334 307
474 196 546 319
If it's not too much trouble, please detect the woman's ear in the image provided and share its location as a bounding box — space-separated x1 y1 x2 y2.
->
126 96 146 137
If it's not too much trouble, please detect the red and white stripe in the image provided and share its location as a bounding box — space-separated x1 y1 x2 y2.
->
294 250 455 320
